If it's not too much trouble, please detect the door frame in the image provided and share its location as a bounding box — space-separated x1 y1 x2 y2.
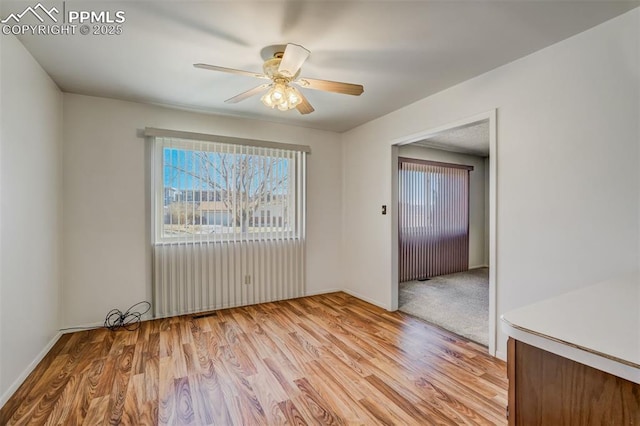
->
390 109 498 356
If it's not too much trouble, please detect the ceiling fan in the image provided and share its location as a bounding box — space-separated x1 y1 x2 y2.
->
194 43 364 115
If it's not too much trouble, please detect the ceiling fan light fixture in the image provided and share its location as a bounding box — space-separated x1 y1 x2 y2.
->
277 101 290 111
286 86 302 107
272 82 286 100
261 90 274 107
261 82 302 111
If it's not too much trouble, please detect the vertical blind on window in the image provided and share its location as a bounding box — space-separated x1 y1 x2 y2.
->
148 129 308 318
398 157 472 282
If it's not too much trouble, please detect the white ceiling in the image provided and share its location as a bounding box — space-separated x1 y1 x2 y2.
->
415 120 490 157
5 1 638 132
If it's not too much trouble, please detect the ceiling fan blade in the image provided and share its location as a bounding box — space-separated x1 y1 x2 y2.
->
278 43 310 78
224 84 271 104
296 91 315 115
295 77 364 96
193 63 269 80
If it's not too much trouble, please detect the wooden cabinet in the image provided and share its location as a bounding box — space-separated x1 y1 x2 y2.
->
507 338 640 425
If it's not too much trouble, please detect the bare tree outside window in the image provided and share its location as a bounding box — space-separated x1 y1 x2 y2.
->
163 147 292 237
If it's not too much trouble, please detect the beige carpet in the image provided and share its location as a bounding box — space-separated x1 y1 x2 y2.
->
399 268 489 346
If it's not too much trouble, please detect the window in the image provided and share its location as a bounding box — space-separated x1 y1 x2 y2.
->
149 129 309 317
154 136 305 243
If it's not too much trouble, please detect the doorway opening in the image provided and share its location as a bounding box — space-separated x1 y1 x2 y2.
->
390 110 497 355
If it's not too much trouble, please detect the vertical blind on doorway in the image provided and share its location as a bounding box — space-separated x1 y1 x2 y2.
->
398 157 472 282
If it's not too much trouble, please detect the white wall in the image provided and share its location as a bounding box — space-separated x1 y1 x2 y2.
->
62 94 343 327
342 9 640 358
397 145 487 268
0 35 63 403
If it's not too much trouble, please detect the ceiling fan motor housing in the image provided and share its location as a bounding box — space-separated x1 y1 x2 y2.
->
263 57 300 81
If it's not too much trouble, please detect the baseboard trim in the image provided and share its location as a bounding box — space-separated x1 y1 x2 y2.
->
495 350 507 361
304 288 342 297
341 288 390 311
0 331 62 408
59 321 103 333
469 264 490 270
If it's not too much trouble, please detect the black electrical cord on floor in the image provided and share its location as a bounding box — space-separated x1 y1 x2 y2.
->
104 301 151 331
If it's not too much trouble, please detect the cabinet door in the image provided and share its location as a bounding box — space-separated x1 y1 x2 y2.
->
508 338 640 425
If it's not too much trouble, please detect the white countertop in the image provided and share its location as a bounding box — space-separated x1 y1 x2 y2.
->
501 271 640 384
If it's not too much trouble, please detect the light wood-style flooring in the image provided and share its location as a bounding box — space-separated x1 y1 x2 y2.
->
0 292 507 425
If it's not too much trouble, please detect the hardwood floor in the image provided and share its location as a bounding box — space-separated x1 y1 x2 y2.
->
0 292 507 425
